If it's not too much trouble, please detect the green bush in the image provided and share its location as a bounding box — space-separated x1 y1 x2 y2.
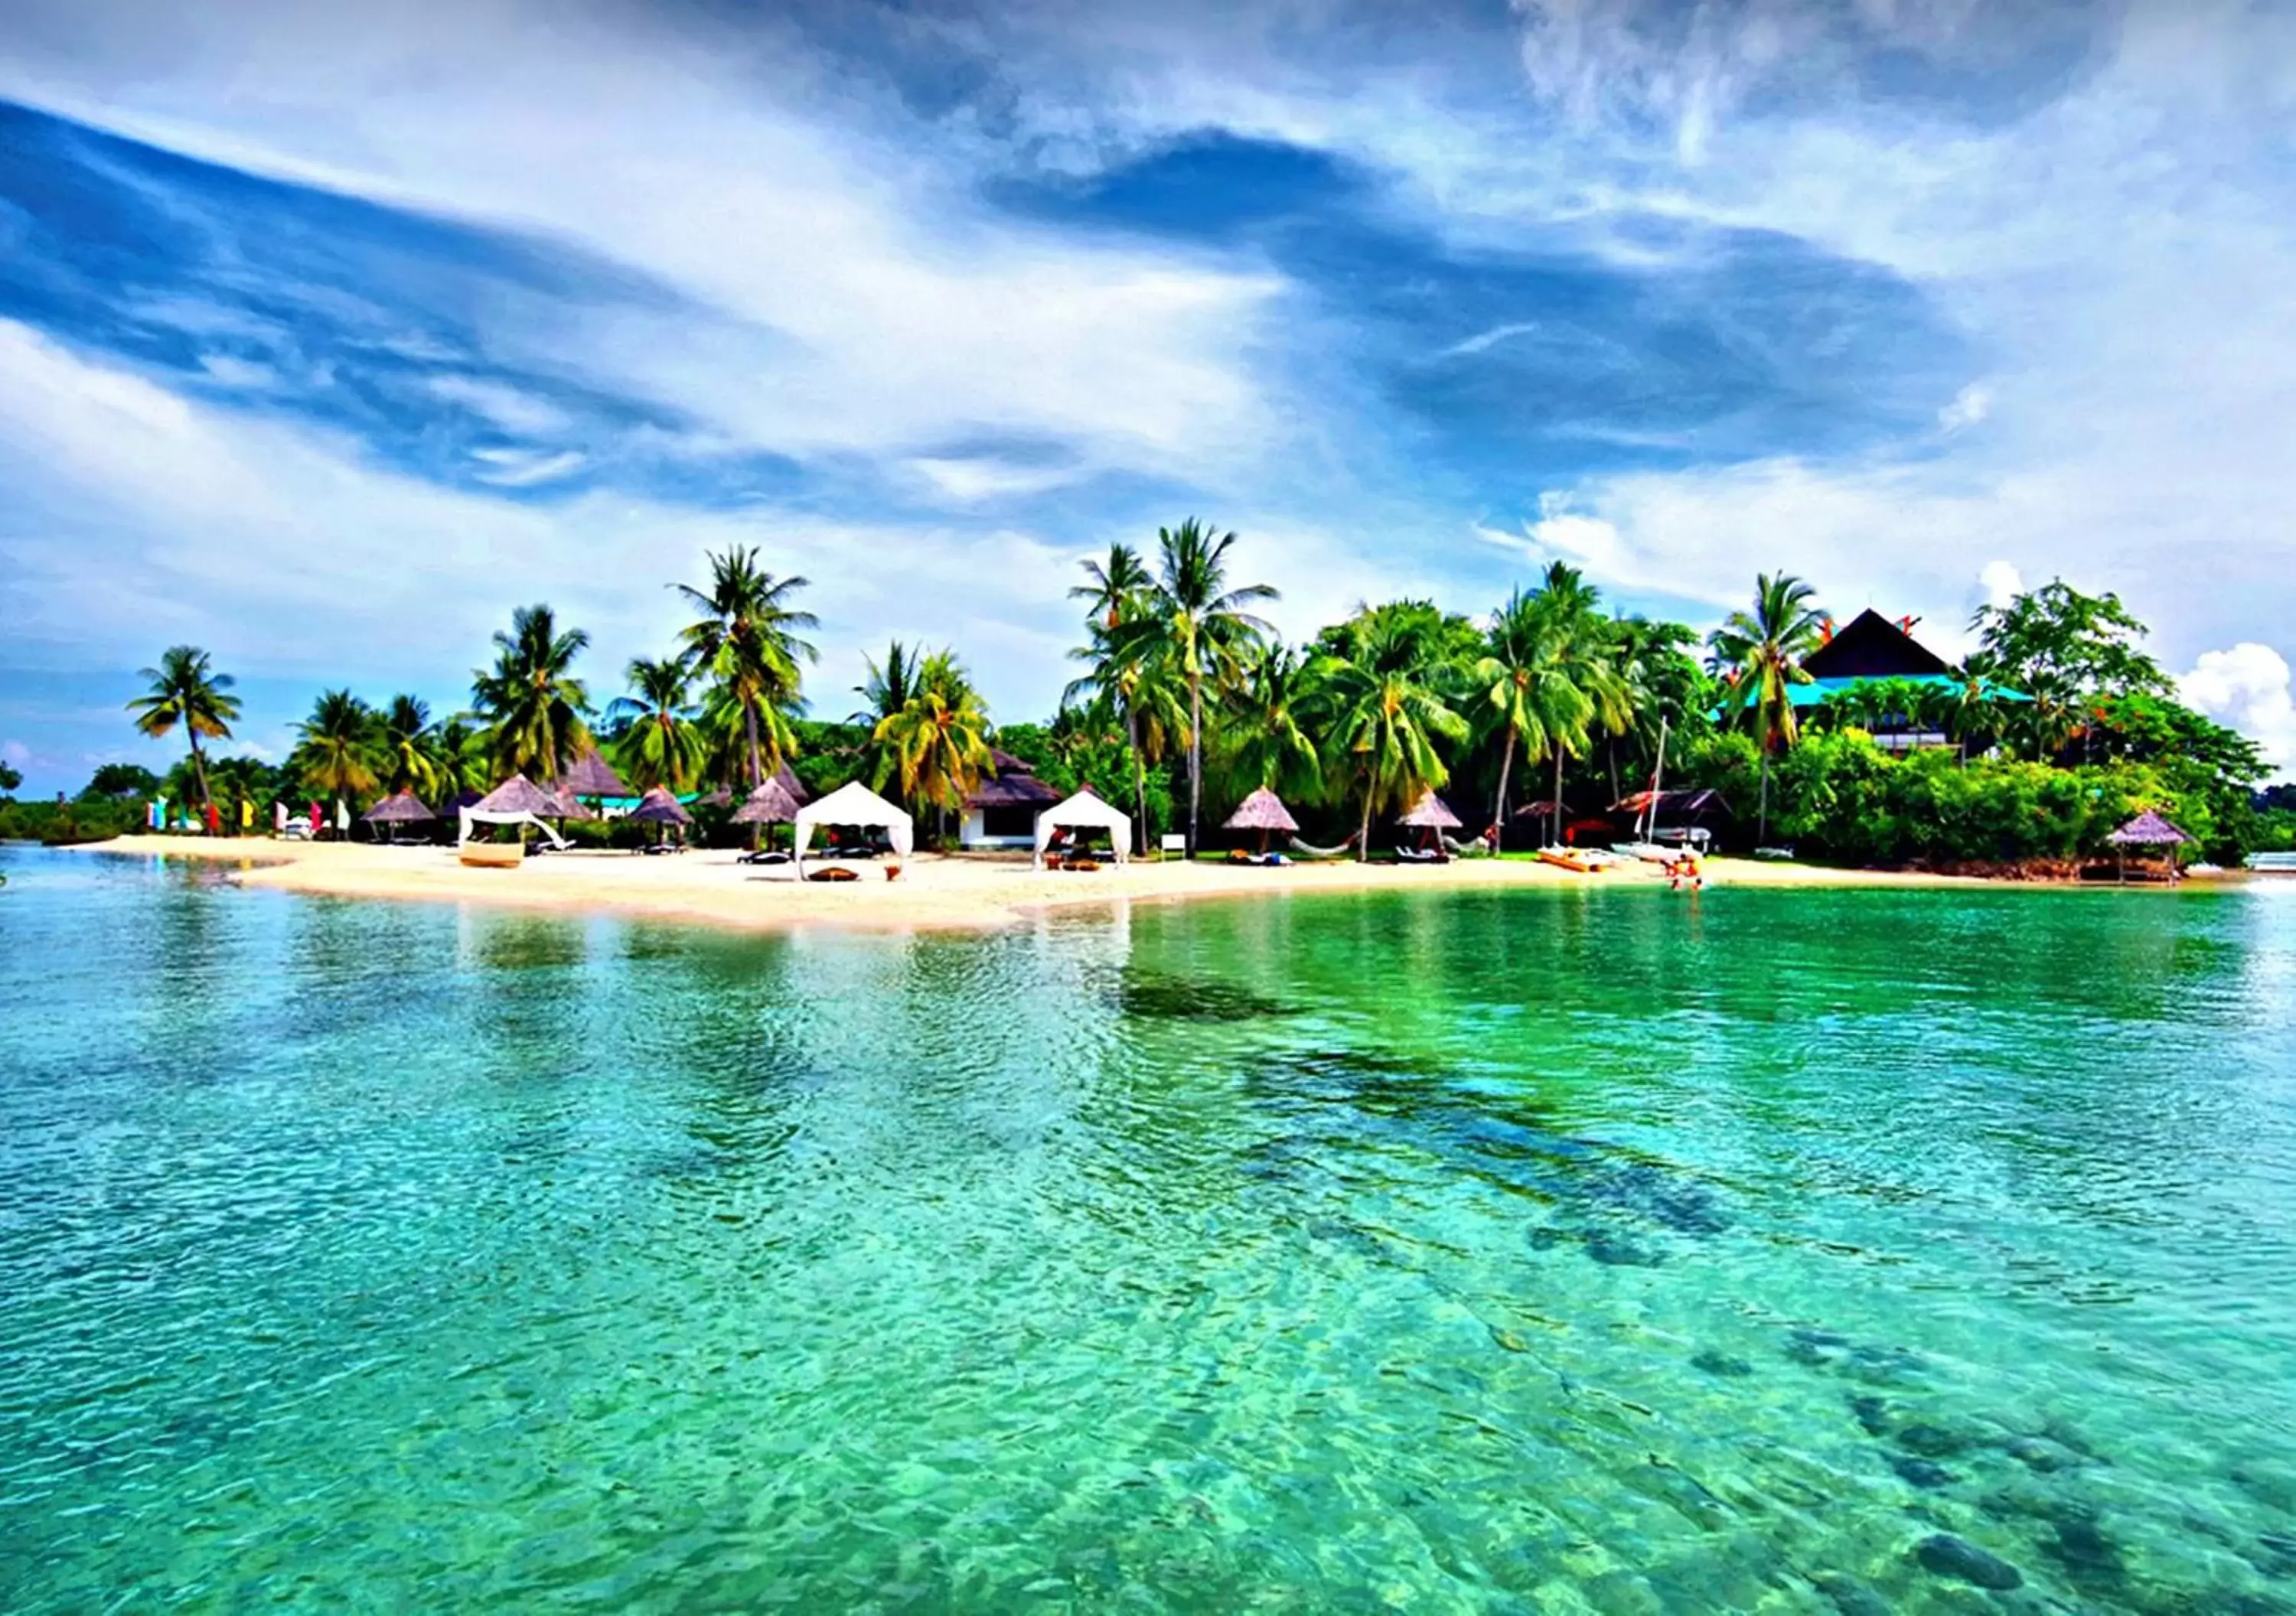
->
1676 733 2259 867
0 797 143 845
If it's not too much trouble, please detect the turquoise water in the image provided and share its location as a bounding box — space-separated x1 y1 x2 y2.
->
2 847 2294 1614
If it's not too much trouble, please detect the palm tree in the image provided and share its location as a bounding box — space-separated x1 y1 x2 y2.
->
872 650 993 838
1216 641 1323 804
378 695 443 797
126 646 242 829
290 689 378 810
470 604 592 784
1070 542 1155 632
1707 572 1827 840
435 719 488 799
851 640 923 798
1474 588 1576 845
1065 620 1184 855
607 657 706 792
1312 606 1471 860
675 547 817 790
1129 520 1277 855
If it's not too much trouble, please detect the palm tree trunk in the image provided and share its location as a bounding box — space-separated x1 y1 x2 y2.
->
1758 747 1772 842
743 700 764 790
1553 748 1565 846
1491 731 1515 852
189 735 213 833
1358 780 1374 865
1187 676 1203 857
1127 704 1147 855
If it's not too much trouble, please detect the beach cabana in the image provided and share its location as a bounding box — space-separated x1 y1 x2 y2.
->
2105 810 2194 885
361 790 435 844
793 780 913 873
962 751 1063 848
1222 787 1297 855
1033 787 1131 868
560 749 630 800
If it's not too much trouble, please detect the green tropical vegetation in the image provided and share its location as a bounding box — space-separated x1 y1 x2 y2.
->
56 529 2288 864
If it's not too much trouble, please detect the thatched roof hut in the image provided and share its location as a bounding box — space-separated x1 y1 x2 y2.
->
362 790 435 823
1223 787 1300 833
731 777 803 826
2106 810 2193 846
473 774 556 816
1397 790 1462 830
2105 810 2195 885
560 748 630 799
771 761 811 806
629 785 693 826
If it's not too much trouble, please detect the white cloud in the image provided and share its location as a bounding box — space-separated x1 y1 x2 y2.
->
1979 559 2023 609
196 353 279 389
427 376 572 438
468 447 587 487
2181 643 2296 780
0 318 1110 727
1938 384 1990 433
0 0 1284 489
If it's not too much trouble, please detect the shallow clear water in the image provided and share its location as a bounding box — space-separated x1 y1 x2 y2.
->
2 846 2294 1614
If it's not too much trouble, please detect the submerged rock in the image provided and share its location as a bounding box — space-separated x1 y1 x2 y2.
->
1914 1533 2024 1591
2005 1435 2078 1474
1811 1572 1892 1616
1583 1162 1733 1235
2043 1513 2126 1589
1116 971 1293 1022
1849 1395 1893 1437
1691 1350 1754 1378
1896 1422 1979 1458
1582 1228 1665 1268
1890 1454 1956 1490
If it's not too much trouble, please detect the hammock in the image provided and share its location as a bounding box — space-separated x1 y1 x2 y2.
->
1440 832 1494 856
1287 832 1360 859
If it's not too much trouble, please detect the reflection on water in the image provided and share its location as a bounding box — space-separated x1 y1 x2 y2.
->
1 845 2293 1613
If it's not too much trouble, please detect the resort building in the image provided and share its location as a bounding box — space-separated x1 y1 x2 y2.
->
1795 609 2010 752
958 751 1061 849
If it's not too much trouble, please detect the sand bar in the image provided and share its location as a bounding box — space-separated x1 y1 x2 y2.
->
66 835 2005 936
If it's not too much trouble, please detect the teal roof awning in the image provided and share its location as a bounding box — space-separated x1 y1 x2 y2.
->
1782 675 2032 709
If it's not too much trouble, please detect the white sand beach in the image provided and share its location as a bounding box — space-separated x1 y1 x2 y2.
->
72 836 2001 935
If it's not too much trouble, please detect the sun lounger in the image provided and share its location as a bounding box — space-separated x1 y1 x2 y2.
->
1536 847 1602 873
737 849 791 865
1394 845 1447 864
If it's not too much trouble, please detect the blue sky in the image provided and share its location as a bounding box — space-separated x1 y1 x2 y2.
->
2 0 2292 790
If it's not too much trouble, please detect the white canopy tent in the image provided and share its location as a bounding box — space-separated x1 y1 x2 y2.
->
1034 789 1132 868
457 808 568 850
792 781 913 871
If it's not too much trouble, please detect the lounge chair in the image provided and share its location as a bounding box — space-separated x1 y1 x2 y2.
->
1395 845 1447 865
737 849 791 865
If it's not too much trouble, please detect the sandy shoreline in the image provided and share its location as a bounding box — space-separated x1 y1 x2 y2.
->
60 834 2013 936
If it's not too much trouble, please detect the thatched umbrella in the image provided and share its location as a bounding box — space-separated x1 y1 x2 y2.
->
363 789 435 823
2106 810 2194 885
771 761 811 806
1223 787 1298 853
1397 790 1462 829
629 784 693 848
732 777 802 826
473 774 556 816
362 790 435 843
543 784 596 822
560 748 630 800
696 787 733 809
1396 789 1462 855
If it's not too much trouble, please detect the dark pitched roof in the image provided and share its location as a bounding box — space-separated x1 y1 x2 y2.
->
965 752 1061 809
1802 609 1952 681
